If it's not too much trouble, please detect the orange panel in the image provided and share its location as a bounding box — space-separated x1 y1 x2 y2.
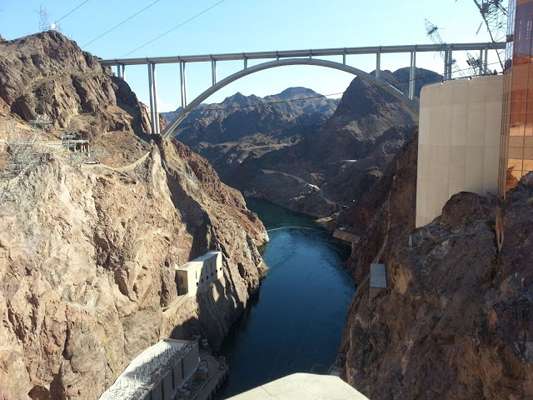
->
501 0 533 193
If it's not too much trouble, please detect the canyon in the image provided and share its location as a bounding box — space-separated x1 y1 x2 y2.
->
1 29 532 400
164 69 440 218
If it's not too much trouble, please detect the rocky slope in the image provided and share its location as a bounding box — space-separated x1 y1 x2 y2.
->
0 30 150 166
338 136 533 399
0 31 267 400
162 87 338 174
336 134 418 281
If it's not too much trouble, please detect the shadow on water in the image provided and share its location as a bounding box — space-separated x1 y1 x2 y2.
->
216 198 355 398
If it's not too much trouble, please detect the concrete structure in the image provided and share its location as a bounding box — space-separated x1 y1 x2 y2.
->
61 133 90 153
227 373 369 400
99 339 200 400
175 251 223 297
416 76 503 227
101 42 504 136
370 263 387 289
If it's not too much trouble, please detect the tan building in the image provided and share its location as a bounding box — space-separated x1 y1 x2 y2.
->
175 251 223 297
416 76 504 227
416 0 533 227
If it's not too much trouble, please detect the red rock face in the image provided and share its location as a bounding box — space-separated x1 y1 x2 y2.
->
339 135 533 399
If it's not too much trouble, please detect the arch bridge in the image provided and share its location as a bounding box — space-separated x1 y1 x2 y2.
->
101 42 505 139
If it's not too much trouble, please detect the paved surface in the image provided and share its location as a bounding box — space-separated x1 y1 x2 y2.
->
227 373 369 400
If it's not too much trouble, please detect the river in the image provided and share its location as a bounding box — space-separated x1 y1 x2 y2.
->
217 198 355 398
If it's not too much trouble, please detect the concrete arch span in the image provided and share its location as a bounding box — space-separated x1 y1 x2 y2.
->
161 58 417 139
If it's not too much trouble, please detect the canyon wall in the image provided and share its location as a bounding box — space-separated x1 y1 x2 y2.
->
338 135 533 399
0 32 267 400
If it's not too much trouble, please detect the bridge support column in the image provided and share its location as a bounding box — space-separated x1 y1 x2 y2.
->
211 59 217 86
180 61 187 108
244 57 248 70
444 48 453 80
409 51 416 100
375 51 381 80
147 63 159 134
483 48 489 74
119 64 126 80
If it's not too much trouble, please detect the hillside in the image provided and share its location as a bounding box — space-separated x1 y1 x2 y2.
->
162 87 338 173
0 31 267 400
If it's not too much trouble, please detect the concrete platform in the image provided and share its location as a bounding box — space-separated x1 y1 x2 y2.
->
227 373 369 400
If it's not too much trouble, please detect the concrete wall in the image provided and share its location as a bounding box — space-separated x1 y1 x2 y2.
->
182 341 200 382
175 251 223 297
416 75 503 227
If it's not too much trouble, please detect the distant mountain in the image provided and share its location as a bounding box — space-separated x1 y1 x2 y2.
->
161 87 339 172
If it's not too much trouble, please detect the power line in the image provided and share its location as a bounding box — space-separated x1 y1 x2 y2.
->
123 0 228 56
55 0 90 24
82 0 164 48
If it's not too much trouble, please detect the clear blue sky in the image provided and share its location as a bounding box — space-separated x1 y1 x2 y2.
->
1 0 498 111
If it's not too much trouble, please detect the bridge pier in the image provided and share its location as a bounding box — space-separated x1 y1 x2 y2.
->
409 50 417 100
147 63 160 134
375 51 381 80
483 48 488 74
211 58 217 86
180 61 187 108
444 48 453 80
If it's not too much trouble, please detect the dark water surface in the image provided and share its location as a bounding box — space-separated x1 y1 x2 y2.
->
217 199 355 398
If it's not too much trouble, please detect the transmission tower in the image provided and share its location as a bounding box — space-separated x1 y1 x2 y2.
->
425 19 466 78
462 0 508 69
38 5 49 31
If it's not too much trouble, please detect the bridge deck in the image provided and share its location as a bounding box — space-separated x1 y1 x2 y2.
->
101 42 506 66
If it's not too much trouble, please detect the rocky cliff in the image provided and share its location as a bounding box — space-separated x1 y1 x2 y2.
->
338 136 533 399
0 31 267 400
